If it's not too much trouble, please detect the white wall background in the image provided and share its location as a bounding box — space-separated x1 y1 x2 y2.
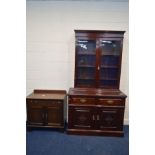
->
26 0 129 124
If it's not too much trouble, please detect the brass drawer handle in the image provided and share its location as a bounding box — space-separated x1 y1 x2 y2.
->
80 99 87 103
107 100 114 104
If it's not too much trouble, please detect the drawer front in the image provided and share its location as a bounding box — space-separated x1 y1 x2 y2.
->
69 97 96 105
27 99 63 107
97 98 124 106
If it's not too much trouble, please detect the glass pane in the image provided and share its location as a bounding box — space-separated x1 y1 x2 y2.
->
99 40 121 55
77 55 96 67
76 68 95 80
100 68 118 79
76 40 96 54
99 80 118 88
75 79 95 87
101 55 119 66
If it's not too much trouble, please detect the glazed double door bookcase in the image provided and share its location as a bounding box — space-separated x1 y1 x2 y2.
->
68 30 127 137
74 30 125 89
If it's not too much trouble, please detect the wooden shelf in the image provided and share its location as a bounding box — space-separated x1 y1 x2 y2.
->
77 77 95 80
101 53 120 56
77 52 95 55
100 78 118 81
77 65 95 68
100 65 118 68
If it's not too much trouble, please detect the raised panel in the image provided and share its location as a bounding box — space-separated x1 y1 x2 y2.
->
68 106 94 129
46 106 63 126
27 105 44 125
98 107 124 131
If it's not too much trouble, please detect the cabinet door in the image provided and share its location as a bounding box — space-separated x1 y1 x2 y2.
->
98 107 124 131
68 106 95 129
46 105 63 127
75 38 97 87
98 38 123 88
27 105 44 126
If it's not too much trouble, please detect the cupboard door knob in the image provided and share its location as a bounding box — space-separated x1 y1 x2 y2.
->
107 100 114 104
93 115 95 121
98 66 100 70
42 113 44 119
80 99 87 103
97 115 100 120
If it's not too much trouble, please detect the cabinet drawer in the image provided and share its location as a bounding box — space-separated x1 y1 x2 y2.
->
27 99 62 107
69 97 96 105
97 99 124 106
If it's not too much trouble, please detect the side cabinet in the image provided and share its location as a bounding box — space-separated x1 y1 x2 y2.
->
26 90 66 130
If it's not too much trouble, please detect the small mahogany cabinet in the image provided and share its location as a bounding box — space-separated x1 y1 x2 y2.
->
67 30 127 136
26 89 67 130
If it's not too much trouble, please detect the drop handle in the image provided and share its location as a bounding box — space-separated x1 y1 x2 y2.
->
97 66 100 70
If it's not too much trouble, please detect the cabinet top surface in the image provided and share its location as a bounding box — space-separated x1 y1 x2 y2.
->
68 88 127 98
74 30 125 34
26 89 66 100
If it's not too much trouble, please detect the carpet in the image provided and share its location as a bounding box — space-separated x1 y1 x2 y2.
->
26 126 129 155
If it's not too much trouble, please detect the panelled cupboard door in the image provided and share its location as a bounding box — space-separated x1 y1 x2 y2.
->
46 106 63 126
68 106 95 129
98 107 124 131
27 105 44 126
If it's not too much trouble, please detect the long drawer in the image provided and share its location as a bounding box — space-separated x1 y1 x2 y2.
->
26 99 62 107
69 97 96 105
97 98 125 106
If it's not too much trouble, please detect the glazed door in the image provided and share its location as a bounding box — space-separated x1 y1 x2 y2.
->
98 107 124 131
75 38 97 87
98 38 123 88
27 105 44 126
68 106 95 129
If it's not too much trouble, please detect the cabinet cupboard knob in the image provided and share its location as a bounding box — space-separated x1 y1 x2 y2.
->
42 113 44 119
80 99 87 103
107 100 114 104
93 115 95 120
97 115 100 120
